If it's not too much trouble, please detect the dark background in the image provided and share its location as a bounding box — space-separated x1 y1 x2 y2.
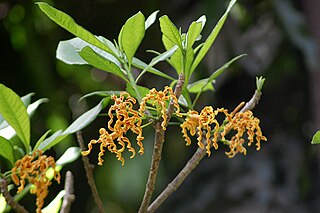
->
1 0 320 212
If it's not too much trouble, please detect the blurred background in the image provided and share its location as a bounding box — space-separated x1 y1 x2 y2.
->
1 0 320 212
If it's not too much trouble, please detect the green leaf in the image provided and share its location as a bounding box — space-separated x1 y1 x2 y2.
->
159 15 182 49
56 147 81 166
145 10 159 30
136 45 178 82
0 84 30 152
162 35 183 74
119 12 145 65
0 136 14 165
79 46 127 81
0 193 6 213
311 131 320 144
33 130 52 151
57 37 120 65
63 99 107 135
0 93 34 130
190 0 237 74
186 21 202 49
42 190 65 213
126 83 150 100
37 99 107 151
36 130 65 152
188 78 214 93
181 85 192 108
79 91 120 101
132 57 175 81
36 2 114 55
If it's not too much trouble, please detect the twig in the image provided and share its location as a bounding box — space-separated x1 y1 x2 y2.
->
60 171 75 213
138 74 185 213
147 88 262 212
0 177 29 213
77 131 105 213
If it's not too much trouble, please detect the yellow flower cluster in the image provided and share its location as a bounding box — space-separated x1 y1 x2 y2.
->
82 92 144 165
181 103 267 157
11 150 60 213
140 86 181 130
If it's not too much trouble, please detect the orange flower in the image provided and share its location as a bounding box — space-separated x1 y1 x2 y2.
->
222 110 267 158
181 103 267 157
139 86 181 130
82 92 144 165
11 150 60 213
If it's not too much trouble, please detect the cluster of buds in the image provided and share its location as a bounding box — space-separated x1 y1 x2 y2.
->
11 150 60 213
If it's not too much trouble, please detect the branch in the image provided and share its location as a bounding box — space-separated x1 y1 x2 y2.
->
138 74 185 213
60 171 75 213
0 178 29 213
147 88 262 213
77 131 105 213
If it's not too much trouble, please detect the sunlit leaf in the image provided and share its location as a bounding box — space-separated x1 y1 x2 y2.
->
56 37 120 66
191 0 237 74
42 191 65 213
311 131 320 144
0 193 6 213
159 15 182 49
36 2 114 55
186 21 202 49
79 46 127 81
0 136 14 165
0 93 34 130
145 10 159 30
120 12 145 65
0 84 30 152
56 147 81 166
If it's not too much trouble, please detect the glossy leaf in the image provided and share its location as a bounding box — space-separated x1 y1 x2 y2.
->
42 191 65 213
132 57 175 80
0 93 34 130
0 84 30 152
145 10 159 30
57 37 120 66
37 2 114 55
33 130 52 151
186 21 202 49
136 45 178 82
120 12 145 65
79 46 127 81
311 131 320 144
56 147 81 166
0 136 14 165
190 0 237 74
162 35 183 73
63 99 107 135
159 15 182 49
79 91 120 101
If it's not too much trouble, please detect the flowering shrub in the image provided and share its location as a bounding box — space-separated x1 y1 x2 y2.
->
0 0 268 212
